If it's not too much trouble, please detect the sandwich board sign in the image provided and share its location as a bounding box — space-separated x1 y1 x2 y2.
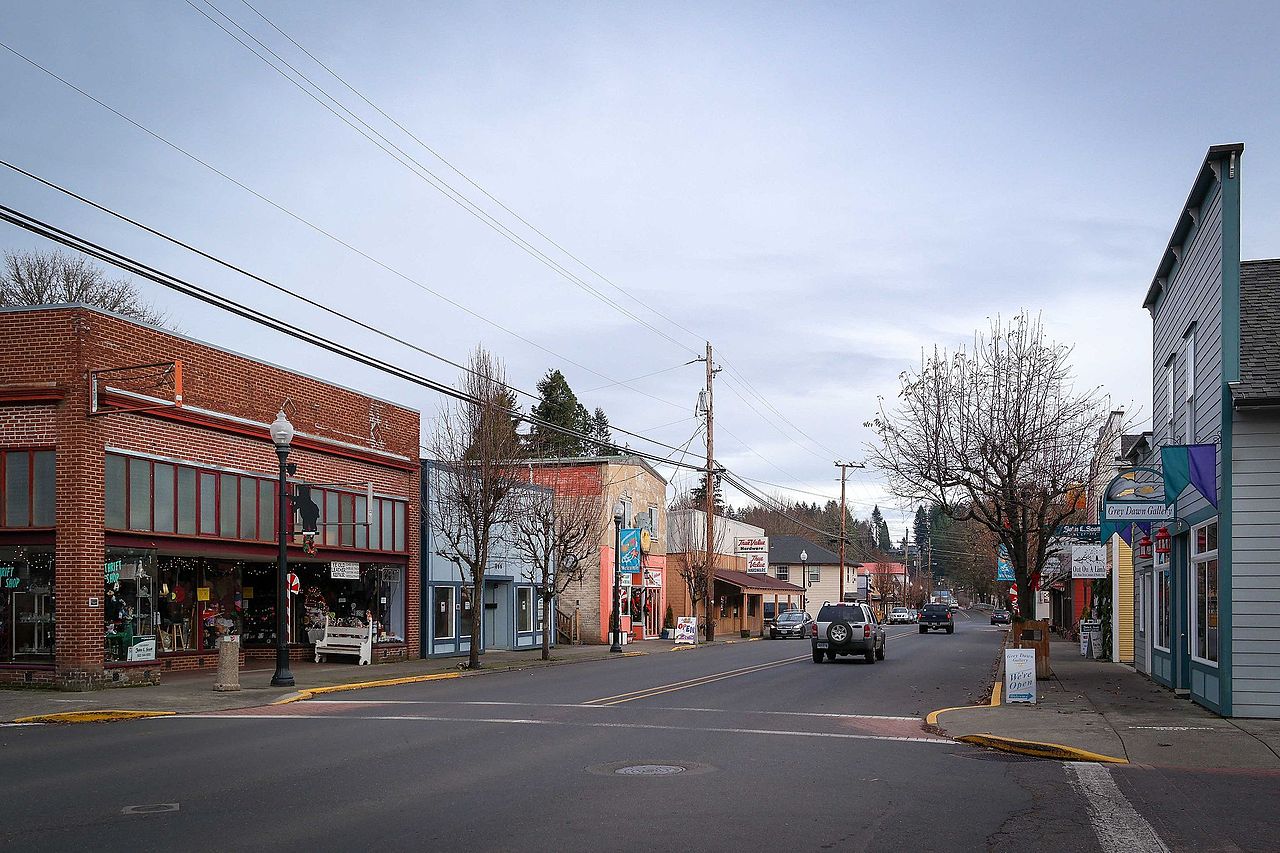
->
1004 648 1037 704
674 616 698 645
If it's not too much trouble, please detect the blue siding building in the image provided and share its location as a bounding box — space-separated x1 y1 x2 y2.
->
1133 143 1280 718
420 461 550 658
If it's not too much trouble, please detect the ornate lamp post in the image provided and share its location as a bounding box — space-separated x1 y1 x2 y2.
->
269 411 295 688
800 549 809 613
610 501 624 653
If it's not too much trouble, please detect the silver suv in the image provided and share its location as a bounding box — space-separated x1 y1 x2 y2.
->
811 602 885 664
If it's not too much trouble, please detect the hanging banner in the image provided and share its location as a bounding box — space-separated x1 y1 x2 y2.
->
1070 545 1108 579
1161 444 1218 508
619 529 643 573
996 545 1014 582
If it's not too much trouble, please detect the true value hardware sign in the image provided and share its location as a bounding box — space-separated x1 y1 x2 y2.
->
735 537 769 574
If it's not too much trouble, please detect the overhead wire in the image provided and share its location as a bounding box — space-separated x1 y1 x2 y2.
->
0 201 710 470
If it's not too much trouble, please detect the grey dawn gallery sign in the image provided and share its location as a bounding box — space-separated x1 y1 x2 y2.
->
1103 503 1174 521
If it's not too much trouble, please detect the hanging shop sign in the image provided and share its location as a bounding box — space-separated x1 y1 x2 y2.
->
1070 545 1108 579
1056 524 1101 541
619 529 643 573
744 553 769 574
674 616 698 644
1104 503 1174 521
735 537 768 554
1004 648 1036 704
996 545 1014 582
330 561 361 580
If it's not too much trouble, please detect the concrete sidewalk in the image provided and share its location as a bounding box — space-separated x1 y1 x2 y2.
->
933 637 1280 768
0 637 726 722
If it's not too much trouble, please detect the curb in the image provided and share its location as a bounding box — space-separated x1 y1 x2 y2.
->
13 710 176 724
956 733 1129 764
272 671 463 706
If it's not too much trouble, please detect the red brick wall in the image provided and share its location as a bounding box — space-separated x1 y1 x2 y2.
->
0 307 422 687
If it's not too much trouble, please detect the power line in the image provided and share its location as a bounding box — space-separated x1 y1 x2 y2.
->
0 39 690 415
0 201 710 471
186 0 699 363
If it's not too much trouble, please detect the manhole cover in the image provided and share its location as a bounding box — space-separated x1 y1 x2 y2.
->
615 764 686 776
121 803 180 815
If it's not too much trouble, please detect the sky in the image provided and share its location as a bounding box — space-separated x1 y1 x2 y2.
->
4 1 1280 539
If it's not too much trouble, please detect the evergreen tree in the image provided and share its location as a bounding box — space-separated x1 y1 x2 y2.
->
590 407 617 455
690 472 725 514
870 505 892 551
913 505 930 551
528 369 586 457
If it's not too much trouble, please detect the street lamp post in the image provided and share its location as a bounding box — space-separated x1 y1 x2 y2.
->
610 501 624 653
269 411 295 688
800 549 808 614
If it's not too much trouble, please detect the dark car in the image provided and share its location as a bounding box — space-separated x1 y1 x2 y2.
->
811 602 885 663
918 603 954 634
990 609 1011 625
770 610 814 639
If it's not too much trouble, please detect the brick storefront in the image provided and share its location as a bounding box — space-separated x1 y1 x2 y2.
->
0 306 420 689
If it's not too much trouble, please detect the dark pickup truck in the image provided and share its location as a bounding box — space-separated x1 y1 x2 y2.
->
918 603 954 634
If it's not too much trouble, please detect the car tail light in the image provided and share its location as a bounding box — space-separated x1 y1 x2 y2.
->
947 612 952 620
863 624 871 639
810 623 817 637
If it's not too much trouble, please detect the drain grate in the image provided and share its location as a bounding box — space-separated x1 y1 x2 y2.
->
615 764 686 776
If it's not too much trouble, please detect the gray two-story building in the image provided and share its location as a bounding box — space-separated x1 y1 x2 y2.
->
1129 142 1280 718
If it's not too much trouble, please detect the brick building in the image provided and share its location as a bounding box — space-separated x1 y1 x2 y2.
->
0 305 420 689
523 456 667 643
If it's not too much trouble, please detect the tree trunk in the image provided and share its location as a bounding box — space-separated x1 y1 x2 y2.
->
468 575 483 669
541 595 551 661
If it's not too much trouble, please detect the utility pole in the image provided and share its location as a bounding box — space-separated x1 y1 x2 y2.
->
701 342 719 642
833 461 863 603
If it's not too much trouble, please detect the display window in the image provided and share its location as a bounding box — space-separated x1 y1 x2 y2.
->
104 549 158 661
517 586 534 633
458 585 474 641
294 562 406 645
433 586 455 640
0 546 55 661
1192 520 1219 665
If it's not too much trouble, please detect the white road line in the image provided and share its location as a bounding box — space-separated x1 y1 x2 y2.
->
1065 762 1170 853
304 699 921 721
165 714 952 744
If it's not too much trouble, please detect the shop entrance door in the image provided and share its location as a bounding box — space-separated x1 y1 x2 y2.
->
643 588 661 638
483 581 513 650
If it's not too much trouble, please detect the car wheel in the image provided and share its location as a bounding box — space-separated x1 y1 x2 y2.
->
812 647 823 663
864 645 876 663
946 626 954 634
828 621 852 644
769 630 776 640
919 625 927 634
876 641 885 660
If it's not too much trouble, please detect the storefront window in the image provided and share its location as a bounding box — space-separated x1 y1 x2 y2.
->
1192 520 1218 664
1155 566 1171 652
104 549 158 661
434 586 454 640
517 586 534 633
0 546 55 660
293 561 406 645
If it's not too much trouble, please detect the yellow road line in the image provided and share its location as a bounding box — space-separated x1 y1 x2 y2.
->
583 650 808 701
587 655 809 706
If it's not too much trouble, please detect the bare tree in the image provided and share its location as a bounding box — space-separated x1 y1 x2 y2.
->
430 348 525 669
669 503 725 640
2 249 169 325
511 473 607 660
869 564 902 616
867 313 1116 619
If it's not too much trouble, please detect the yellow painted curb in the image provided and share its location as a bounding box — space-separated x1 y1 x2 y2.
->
620 651 646 657
273 672 461 706
669 646 695 651
13 710 176 724
957 734 1128 764
990 681 1002 706
925 704 983 726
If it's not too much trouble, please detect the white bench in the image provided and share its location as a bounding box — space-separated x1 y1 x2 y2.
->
314 620 372 665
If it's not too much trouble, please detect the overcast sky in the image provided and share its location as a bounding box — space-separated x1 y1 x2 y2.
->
4 1 1280 537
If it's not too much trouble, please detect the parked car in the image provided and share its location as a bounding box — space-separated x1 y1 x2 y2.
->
770 610 814 639
811 602 885 663
990 609 1011 625
887 606 915 624
918 603 954 634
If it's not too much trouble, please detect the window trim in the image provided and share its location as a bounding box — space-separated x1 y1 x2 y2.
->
1164 358 1176 441
1154 563 1171 654
1184 326 1196 442
1190 519 1219 667
433 586 455 641
517 585 534 634
775 564 789 582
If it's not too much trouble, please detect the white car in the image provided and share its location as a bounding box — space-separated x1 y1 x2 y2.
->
888 606 915 624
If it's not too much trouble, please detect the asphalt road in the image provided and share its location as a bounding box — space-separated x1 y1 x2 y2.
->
2 611 1277 852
